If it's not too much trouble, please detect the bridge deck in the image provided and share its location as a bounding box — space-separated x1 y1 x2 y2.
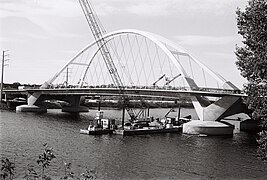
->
4 87 246 100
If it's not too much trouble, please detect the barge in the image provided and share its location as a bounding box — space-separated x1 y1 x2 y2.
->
80 109 188 136
80 128 113 135
113 126 182 136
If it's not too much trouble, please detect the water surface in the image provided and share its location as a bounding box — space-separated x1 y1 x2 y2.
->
0 109 266 179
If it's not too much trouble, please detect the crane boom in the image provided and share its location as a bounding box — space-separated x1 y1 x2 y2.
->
78 0 123 88
165 74 181 85
153 74 166 86
78 0 138 122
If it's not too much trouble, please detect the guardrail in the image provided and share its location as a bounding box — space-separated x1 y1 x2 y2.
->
44 84 242 95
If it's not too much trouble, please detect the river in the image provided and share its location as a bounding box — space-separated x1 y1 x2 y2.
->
0 108 266 179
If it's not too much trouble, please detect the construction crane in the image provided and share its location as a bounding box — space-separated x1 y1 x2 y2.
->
78 0 123 88
153 74 166 86
165 74 181 86
78 0 137 122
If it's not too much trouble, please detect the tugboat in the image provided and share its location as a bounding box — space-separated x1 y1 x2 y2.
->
80 111 115 135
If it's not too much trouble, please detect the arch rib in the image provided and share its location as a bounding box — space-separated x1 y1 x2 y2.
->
48 29 230 90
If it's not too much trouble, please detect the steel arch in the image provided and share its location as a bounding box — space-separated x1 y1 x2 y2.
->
48 29 228 89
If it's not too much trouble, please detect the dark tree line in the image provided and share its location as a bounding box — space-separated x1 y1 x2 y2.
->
236 0 267 162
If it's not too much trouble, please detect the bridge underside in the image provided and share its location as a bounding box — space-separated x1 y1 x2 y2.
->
14 92 89 113
6 88 250 122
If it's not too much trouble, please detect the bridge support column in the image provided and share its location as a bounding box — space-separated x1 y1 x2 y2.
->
16 92 47 113
192 96 243 121
15 82 52 113
61 96 89 113
183 95 247 136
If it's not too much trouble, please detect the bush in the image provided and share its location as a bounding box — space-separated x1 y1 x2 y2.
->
1 143 96 180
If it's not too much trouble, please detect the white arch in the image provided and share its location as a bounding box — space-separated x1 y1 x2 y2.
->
150 33 227 84
48 29 228 89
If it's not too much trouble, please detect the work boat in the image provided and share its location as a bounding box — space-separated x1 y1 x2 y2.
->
80 108 190 136
80 111 115 135
113 115 184 136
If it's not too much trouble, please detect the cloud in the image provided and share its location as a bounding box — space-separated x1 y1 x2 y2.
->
0 0 122 19
1 16 48 36
59 50 79 55
115 0 246 17
203 52 235 60
0 0 81 18
0 36 27 45
93 2 120 16
126 1 174 16
55 32 83 38
15 32 49 40
0 0 247 19
175 35 237 46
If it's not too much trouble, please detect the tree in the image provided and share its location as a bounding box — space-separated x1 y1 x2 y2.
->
0 158 15 180
235 0 267 162
10 82 21 89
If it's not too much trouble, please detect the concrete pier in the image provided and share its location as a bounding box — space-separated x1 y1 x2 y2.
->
16 105 47 113
182 120 234 136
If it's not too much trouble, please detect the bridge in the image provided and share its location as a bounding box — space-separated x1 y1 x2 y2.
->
4 86 243 99
2 0 249 125
3 29 248 122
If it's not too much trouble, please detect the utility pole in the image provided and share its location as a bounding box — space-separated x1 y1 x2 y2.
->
0 50 9 102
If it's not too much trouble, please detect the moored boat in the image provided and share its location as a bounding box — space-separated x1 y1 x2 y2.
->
80 111 116 135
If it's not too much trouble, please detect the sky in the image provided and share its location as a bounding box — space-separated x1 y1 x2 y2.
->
0 0 248 88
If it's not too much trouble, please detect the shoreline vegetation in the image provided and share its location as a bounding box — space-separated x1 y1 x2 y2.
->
1 143 97 180
235 0 267 162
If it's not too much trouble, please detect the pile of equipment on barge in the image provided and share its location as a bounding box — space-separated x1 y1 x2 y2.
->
80 110 189 136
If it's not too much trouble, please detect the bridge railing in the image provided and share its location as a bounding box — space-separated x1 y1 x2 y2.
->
49 84 241 94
